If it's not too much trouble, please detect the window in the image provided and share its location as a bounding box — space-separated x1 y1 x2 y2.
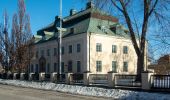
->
101 26 107 33
77 61 81 72
54 63 57 72
123 62 128 72
69 45 72 54
46 63 50 73
70 28 74 33
112 61 117 72
62 47 64 55
41 50 44 56
96 61 102 72
123 46 128 54
61 62 64 73
47 49 50 56
110 26 116 33
77 44 81 52
96 43 102 52
101 28 106 33
54 48 57 56
68 61 73 72
36 51 39 58
112 45 117 53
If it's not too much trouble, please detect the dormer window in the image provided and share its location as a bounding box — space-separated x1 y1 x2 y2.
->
100 26 107 33
42 35 46 40
101 28 106 33
70 9 76 16
110 26 116 33
70 28 74 33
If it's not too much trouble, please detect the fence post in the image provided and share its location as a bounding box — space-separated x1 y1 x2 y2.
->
39 72 45 81
50 72 57 82
142 71 153 90
13 73 18 80
7 71 12 79
65 72 72 84
29 73 34 81
20 73 25 80
83 71 91 85
108 71 117 87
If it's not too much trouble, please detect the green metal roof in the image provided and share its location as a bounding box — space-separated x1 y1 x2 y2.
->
34 7 132 44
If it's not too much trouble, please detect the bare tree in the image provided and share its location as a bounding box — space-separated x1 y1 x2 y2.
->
0 0 33 73
0 10 11 72
90 0 170 81
11 0 33 73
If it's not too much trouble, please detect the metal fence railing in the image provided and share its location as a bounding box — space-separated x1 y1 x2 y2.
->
70 73 83 84
32 73 39 81
23 73 29 80
151 75 170 89
44 74 51 81
57 74 66 83
89 74 108 85
115 75 141 87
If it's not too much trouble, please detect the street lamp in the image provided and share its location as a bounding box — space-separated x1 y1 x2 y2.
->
58 0 66 77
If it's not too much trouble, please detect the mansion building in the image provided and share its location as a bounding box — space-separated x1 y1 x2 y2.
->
30 2 147 74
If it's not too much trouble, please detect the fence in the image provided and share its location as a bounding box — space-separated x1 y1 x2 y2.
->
70 73 83 84
15 73 20 79
23 73 29 80
57 74 66 83
1 72 170 91
8 74 13 79
115 75 141 87
44 74 51 81
151 75 170 89
1 73 7 79
32 73 39 81
89 74 108 85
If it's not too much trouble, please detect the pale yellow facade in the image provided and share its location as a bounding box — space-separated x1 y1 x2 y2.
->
88 33 138 74
30 32 144 74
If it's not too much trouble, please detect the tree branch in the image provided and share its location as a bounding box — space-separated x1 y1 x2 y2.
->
110 0 123 12
119 0 141 56
148 0 158 16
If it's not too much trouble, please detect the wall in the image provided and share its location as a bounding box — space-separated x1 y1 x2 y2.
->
88 33 138 74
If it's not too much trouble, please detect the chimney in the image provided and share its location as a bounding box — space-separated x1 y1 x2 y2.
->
70 9 77 16
86 1 94 9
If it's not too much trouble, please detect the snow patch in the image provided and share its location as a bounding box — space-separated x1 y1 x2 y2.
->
0 79 170 100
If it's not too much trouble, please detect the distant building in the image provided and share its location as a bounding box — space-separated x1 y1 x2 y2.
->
30 2 147 74
148 54 170 74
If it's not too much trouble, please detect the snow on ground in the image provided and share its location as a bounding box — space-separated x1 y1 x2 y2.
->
0 79 170 100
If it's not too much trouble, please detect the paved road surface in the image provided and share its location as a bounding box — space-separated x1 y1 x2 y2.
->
0 84 110 100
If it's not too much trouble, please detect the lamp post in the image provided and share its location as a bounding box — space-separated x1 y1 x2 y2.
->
58 0 66 77
59 0 62 77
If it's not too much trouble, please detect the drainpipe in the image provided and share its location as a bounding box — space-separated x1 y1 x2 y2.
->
88 32 91 72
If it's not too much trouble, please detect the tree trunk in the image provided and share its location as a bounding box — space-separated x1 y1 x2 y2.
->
136 53 145 82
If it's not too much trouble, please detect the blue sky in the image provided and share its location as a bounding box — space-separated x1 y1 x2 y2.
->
0 0 86 34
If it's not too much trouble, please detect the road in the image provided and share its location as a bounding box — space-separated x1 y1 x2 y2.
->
0 84 110 100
